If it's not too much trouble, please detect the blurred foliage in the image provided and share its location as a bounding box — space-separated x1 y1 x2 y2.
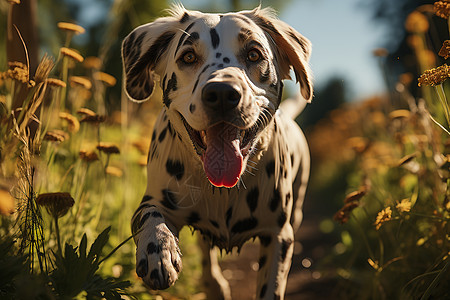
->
307 3 450 299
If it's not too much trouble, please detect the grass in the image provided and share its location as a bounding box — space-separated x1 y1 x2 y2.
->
0 17 202 299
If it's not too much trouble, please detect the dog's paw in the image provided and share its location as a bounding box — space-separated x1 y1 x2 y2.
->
135 223 182 289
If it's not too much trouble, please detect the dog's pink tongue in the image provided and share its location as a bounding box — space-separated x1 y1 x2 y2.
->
203 123 243 188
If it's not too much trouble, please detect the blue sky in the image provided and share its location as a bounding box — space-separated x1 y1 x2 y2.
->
280 0 388 100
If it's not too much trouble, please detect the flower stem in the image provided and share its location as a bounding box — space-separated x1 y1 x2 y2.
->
54 216 62 257
434 84 450 129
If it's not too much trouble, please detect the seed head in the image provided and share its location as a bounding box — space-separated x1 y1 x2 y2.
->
83 57 102 69
69 76 92 89
334 201 359 224
77 108 96 117
44 130 69 143
106 166 123 177
34 54 54 84
46 78 66 88
439 40 450 59
435 1 450 19
418 64 450 86
60 47 84 63
374 207 392 230
97 142 120 154
36 192 74 218
93 71 117 87
79 150 99 162
344 190 366 204
57 22 85 35
59 112 80 133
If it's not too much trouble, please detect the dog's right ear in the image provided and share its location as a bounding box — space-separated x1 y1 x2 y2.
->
121 19 177 102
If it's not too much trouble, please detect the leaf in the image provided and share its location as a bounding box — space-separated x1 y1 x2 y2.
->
79 234 87 259
87 226 111 264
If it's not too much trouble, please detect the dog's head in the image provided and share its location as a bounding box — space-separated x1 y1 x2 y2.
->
122 5 312 188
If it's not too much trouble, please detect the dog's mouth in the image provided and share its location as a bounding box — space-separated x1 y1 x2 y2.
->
181 115 259 188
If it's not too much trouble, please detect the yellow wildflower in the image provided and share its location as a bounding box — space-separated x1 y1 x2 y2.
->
106 166 123 177
69 76 92 89
60 47 84 63
418 64 450 86
93 71 117 87
83 56 102 69
77 108 96 117
435 1 450 19
396 199 412 213
46 78 66 88
57 22 85 35
374 207 392 230
44 130 69 143
405 11 429 33
59 112 80 133
389 109 410 120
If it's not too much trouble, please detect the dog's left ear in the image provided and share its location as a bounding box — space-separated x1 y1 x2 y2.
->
244 8 313 102
121 18 177 102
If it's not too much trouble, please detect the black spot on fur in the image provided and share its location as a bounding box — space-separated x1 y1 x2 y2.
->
231 217 258 233
210 219 220 228
150 269 159 280
147 242 161 254
280 239 293 261
260 284 267 298
189 103 196 113
141 195 153 203
158 127 167 142
151 211 163 218
216 52 222 58
258 256 267 269
259 235 272 247
246 187 259 213
218 63 224 68
174 22 195 57
277 212 287 227
161 189 178 210
265 160 275 177
163 73 177 108
210 28 220 49
223 57 230 63
180 12 190 23
187 211 200 224
226 207 232 226
270 189 282 211
139 212 151 228
136 258 148 278
192 78 200 94
166 159 184 180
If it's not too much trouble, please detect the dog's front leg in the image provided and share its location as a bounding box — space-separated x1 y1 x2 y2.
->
199 237 231 300
257 224 295 300
132 202 182 290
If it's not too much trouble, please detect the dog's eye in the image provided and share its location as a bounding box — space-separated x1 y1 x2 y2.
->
182 51 197 64
247 49 261 62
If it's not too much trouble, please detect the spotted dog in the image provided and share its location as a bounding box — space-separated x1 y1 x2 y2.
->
122 5 312 300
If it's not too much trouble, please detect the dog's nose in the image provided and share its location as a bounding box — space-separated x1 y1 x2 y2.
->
201 82 241 111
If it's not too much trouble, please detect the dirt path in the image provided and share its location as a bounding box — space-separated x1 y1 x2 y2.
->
219 200 338 300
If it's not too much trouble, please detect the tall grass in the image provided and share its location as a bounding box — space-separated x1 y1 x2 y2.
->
0 14 202 299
